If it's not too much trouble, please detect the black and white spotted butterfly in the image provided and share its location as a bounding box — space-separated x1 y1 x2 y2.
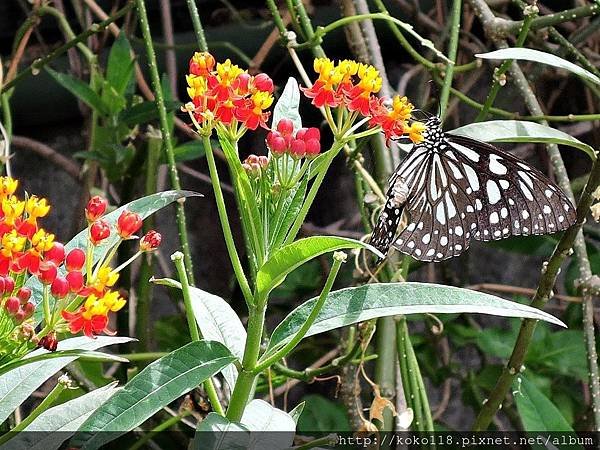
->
371 116 577 262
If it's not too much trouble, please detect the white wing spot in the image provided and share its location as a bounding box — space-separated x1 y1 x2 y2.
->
519 181 534 201
523 226 529 232
508 198 515 206
545 189 553 198
486 180 501 204
522 210 529 219
422 233 431 244
436 203 446 225
464 165 480 192
543 205 551 214
454 143 480 162
437 253 444 259
455 244 463 251
489 154 507 175
500 207 508 218
499 179 510 190
440 236 448 246
455 226 463 236
426 248 435 257
490 212 499 224
407 241 415 248
494 230 501 237
514 220 520 228
466 205 474 213
475 199 483 211
415 249 422 256
558 215 564 223
407 223 416 231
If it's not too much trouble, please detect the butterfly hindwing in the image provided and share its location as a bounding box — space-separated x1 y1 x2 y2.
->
371 117 576 262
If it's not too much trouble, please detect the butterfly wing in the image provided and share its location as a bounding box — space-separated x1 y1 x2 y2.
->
379 133 576 262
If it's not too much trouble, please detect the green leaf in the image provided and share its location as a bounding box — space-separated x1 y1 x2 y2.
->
269 175 308 249
0 350 128 374
192 413 250 450
514 375 579 437
119 100 182 126
1 383 119 450
240 400 295 448
0 336 132 424
267 283 565 353
256 236 383 299
100 80 126 116
449 120 597 161
296 395 350 432
75 341 235 450
106 33 135 96
29 190 201 322
170 140 206 162
45 68 108 114
476 48 600 86
165 279 246 394
528 330 587 380
271 77 302 131
289 402 305 425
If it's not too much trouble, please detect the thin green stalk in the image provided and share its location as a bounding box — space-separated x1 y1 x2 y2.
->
254 253 346 373
185 0 208 52
38 6 95 63
118 352 167 361
438 0 461 119
475 12 534 122
201 136 253 305
1 2 134 94
128 410 192 450
0 380 66 444
265 0 288 36
172 252 224 416
374 317 397 431
136 0 195 284
500 3 599 36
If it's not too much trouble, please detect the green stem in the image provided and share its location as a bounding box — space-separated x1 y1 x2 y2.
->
117 352 167 361
438 0 461 119
185 0 208 51
0 380 66 443
136 0 195 284
172 252 224 416
201 135 253 306
475 12 534 122
38 6 95 63
128 410 192 450
254 253 346 373
265 0 288 36
374 317 397 431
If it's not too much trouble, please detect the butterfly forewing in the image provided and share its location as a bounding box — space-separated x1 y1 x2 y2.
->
371 118 576 262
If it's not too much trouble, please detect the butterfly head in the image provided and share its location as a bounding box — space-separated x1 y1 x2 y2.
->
420 116 443 142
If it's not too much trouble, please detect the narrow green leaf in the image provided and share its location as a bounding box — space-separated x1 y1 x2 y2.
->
269 175 308 249
255 236 383 299
192 413 250 450
119 100 182 126
166 279 246 394
240 400 295 448
106 33 135 96
0 336 132 424
289 402 305 425
29 190 201 322
514 375 578 436
0 350 128 374
267 283 565 353
449 120 596 160
1 383 119 450
476 48 600 86
170 140 206 162
75 341 235 450
45 68 108 114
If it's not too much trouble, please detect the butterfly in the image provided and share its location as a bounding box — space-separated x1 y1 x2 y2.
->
370 116 577 262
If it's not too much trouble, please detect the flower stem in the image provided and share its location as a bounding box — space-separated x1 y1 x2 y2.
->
201 135 253 306
135 0 195 284
253 252 346 373
438 0 461 119
172 251 224 416
184 0 208 52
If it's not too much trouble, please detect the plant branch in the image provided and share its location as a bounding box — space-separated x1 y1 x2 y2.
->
439 0 462 119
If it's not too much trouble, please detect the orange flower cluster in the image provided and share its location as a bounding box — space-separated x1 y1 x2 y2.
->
0 183 163 357
185 52 275 133
302 58 425 143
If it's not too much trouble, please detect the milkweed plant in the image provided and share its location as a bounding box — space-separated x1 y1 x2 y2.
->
1 1 600 448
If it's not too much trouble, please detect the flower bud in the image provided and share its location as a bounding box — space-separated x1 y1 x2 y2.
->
4 276 15 294
13 310 25 324
85 196 108 222
90 220 111 245
276 119 294 137
17 287 32 304
140 230 162 252
233 72 251 94
290 139 306 158
267 132 287 155
305 139 321 157
4 296 19 315
39 262 58 285
66 271 84 293
117 211 142 238
254 73 274 93
45 242 65 265
22 301 35 319
51 276 70 299
38 332 58 352
0 277 6 295
66 248 86 271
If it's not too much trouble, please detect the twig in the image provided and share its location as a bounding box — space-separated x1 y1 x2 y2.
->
11 135 81 179
466 283 582 303
159 0 177 94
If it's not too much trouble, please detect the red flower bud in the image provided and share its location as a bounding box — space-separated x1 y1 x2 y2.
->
45 242 65 265
66 248 86 271
295 127 308 140
13 310 25 323
22 301 35 319
254 73 274 93
51 276 70 299
140 230 162 252
305 139 321 157
17 287 32 304
39 262 58 285
4 276 15 294
4 296 19 315
117 211 142 238
90 220 111 245
276 119 294 136
267 133 287 155
290 139 306 158
66 271 84 293
85 196 108 222
38 332 58 352
233 72 251 94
